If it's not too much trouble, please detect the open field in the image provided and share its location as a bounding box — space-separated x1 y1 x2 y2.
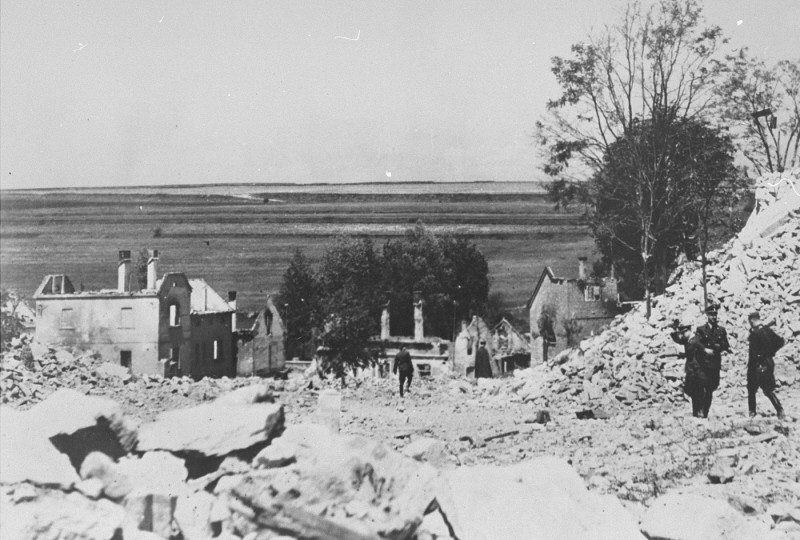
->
0 183 595 322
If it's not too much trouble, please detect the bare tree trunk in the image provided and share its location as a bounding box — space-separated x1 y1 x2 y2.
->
699 201 712 312
642 239 651 319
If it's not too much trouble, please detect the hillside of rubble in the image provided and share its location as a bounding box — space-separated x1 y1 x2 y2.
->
508 169 800 414
1 170 799 539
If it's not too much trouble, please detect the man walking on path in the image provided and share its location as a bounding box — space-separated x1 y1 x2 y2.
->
747 311 786 419
474 340 493 379
393 345 414 397
690 303 730 418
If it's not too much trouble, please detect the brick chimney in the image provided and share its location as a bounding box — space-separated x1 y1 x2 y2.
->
118 250 131 292
146 249 159 290
578 257 587 281
228 291 237 330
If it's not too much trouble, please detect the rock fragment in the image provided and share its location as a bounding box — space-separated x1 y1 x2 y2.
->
641 493 771 540
402 437 447 467
435 456 644 540
138 401 284 457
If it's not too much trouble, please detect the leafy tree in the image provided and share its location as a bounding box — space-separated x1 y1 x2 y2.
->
381 223 489 339
277 249 318 360
0 291 24 352
279 225 490 378
590 116 740 315
316 237 384 380
537 0 728 207
715 50 800 174
682 125 747 310
381 223 449 338
439 233 489 327
544 178 589 212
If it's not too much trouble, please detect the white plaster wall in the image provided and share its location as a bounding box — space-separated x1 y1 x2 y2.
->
35 296 161 374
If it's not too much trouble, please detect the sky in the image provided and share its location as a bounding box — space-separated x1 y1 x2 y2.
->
1 0 798 190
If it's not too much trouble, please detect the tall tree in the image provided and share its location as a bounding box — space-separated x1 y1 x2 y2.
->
316 237 384 380
715 50 800 174
680 123 746 310
537 0 727 207
277 249 318 360
590 117 739 315
381 223 490 339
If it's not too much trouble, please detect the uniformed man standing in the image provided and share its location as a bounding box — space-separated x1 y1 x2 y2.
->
474 340 493 379
689 303 730 418
670 315 703 417
393 345 414 397
747 311 786 419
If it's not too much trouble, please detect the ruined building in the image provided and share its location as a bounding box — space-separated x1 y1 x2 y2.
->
234 296 286 376
33 250 236 378
527 257 619 361
452 315 531 376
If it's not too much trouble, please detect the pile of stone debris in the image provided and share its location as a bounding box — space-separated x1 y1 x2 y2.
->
0 335 304 418
0 334 138 408
5 384 797 540
506 169 800 413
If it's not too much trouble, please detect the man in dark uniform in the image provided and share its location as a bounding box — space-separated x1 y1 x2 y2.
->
747 311 786 419
689 303 730 418
670 316 703 417
393 345 414 397
474 340 493 379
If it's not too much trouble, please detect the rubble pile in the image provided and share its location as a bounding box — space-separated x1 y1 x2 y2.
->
514 170 800 411
0 335 312 419
0 385 679 540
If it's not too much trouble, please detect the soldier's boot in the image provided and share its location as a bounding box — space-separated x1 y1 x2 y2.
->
766 392 784 419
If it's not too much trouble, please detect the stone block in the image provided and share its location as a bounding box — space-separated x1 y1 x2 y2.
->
435 457 644 540
402 437 447 467
255 438 297 469
707 461 735 484
124 491 177 539
230 423 439 539
80 451 132 500
54 350 74 365
28 389 138 468
174 491 217 540
641 493 771 540
0 490 125 540
116 451 188 497
96 362 132 382
138 401 284 457
29 341 49 360
0 407 79 487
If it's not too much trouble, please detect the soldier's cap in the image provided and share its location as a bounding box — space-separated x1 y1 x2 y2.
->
748 311 760 321
706 305 719 314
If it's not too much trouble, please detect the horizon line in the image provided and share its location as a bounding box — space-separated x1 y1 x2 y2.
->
1 178 545 192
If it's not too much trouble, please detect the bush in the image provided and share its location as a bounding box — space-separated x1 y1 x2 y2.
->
0 291 24 352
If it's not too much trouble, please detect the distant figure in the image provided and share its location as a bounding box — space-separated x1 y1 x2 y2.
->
474 340 493 379
393 345 414 397
747 311 786 419
689 303 730 418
